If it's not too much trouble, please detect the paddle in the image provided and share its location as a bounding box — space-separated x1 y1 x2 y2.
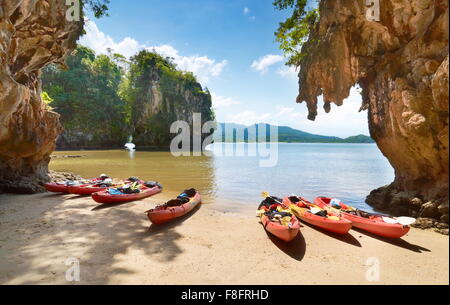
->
343 204 416 226
328 199 416 226
258 192 281 216
261 191 283 205
382 216 416 226
289 194 319 216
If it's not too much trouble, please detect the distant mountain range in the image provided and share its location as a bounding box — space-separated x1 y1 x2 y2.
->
214 123 374 144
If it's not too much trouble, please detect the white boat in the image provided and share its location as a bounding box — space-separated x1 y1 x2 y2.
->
125 142 136 151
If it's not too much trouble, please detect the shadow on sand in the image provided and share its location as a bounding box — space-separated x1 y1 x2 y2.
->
301 222 362 247
351 227 431 253
41 193 70 198
91 199 146 210
265 230 306 261
43 193 92 202
65 194 93 200
0 193 190 284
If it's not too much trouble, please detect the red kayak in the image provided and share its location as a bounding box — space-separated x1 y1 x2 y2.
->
260 214 301 242
68 184 111 195
92 185 162 204
44 182 70 193
147 189 201 225
45 175 108 194
283 197 352 235
314 197 410 238
67 179 144 195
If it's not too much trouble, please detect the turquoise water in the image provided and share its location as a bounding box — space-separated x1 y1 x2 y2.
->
51 143 394 212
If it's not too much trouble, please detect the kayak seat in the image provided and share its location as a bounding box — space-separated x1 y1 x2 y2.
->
166 198 189 207
258 196 283 209
181 188 197 197
144 181 163 189
289 196 301 203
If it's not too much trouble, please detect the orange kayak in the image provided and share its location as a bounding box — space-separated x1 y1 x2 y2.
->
92 185 162 204
314 197 410 238
283 197 352 235
147 191 201 225
260 214 300 242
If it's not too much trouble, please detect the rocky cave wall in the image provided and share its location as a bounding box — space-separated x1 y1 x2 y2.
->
0 0 82 193
296 0 448 231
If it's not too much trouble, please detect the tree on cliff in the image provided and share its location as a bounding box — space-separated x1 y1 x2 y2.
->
274 0 319 66
82 0 110 18
42 46 127 147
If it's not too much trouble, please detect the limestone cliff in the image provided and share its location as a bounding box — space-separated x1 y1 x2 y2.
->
0 0 82 193
131 81 214 148
296 0 448 230
128 52 214 147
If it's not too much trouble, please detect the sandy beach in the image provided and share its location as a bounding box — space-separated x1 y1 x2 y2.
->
0 192 448 285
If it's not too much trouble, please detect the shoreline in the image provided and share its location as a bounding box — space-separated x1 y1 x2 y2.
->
53 142 377 152
0 192 448 285
45 167 448 236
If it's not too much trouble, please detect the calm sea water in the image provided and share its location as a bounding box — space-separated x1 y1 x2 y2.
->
50 143 394 212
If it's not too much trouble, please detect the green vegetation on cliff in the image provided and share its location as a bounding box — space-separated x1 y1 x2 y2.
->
42 46 214 148
42 46 127 147
82 0 110 18
274 0 319 66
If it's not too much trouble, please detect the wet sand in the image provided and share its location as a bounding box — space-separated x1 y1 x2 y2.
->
0 193 448 285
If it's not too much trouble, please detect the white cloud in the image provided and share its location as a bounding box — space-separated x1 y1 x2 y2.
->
211 92 240 108
148 45 228 83
276 106 296 116
243 7 256 21
225 111 272 126
79 20 145 58
274 87 369 137
250 55 298 78
147 45 179 58
277 65 298 78
251 54 284 74
219 87 369 137
80 20 227 84
273 106 305 122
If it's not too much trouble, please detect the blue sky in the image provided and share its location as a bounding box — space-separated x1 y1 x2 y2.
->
80 0 370 138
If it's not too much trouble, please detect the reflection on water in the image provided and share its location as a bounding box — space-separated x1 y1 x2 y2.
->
50 143 394 212
50 150 217 202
